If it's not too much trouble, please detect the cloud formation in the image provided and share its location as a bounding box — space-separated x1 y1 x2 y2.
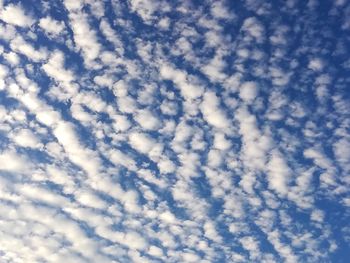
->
0 0 349 262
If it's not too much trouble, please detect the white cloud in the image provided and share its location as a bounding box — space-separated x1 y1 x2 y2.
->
129 132 156 154
241 17 264 41
0 64 8 91
74 189 108 209
112 114 131 132
159 211 177 224
99 19 124 55
204 221 222 242
124 231 148 250
46 165 76 194
19 184 69 207
160 63 204 100
267 151 291 195
108 149 137 171
0 151 28 172
53 121 102 176
0 4 34 27
64 0 84 11
207 149 223 167
148 245 164 257
42 50 75 83
182 251 201 262
70 103 94 123
0 1 346 262
94 74 114 88
211 1 232 19
66 10 101 65
158 17 170 30
85 0 105 18
160 100 178 116
134 109 161 130
3 51 20 65
128 0 169 24
213 132 231 150
239 81 258 102
240 236 260 260
201 52 227 82
235 107 272 172
310 209 325 223
333 138 350 170
343 197 350 207
10 36 48 62
117 96 137 114
200 91 229 129
39 17 65 37
308 58 324 71
157 157 176 174
12 129 41 148
36 109 61 126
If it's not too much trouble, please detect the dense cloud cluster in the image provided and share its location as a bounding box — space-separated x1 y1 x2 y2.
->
0 0 349 262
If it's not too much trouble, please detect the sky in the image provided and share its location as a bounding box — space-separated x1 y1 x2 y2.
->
0 0 349 262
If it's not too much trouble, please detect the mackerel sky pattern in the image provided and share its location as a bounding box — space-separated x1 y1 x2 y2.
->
0 0 349 262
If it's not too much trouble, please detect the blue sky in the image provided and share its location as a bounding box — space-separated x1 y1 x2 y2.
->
0 0 349 262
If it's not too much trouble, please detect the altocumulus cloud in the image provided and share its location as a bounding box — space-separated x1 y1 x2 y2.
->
0 0 349 262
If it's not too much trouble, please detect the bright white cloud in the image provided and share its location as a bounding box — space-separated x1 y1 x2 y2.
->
3 51 20 65
42 50 75 83
134 109 161 130
0 151 28 172
39 16 65 37
0 1 347 262
267 151 291 195
129 132 156 154
239 81 258 102
160 63 204 100
12 129 41 148
0 4 34 27
66 9 101 65
201 91 229 129
10 36 48 62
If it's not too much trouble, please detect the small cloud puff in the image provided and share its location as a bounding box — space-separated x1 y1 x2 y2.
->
308 58 324 71
239 81 258 103
0 151 28 172
12 129 42 149
39 17 65 37
129 132 156 154
0 4 34 28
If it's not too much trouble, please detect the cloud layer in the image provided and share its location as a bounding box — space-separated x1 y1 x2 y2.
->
0 0 349 262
